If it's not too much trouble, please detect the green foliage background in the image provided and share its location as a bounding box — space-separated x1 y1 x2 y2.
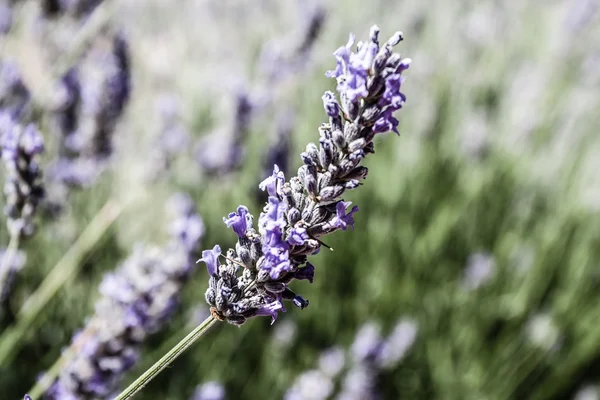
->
2 0 600 399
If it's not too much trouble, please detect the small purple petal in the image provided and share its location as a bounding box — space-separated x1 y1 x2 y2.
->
287 227 309 246
326 201 359 231
322 91 340 118
293 262 315 283
259 164 285 197
292 295 310 309
223 205 249 238
373 107 400 135
254 300 284 325
378 74 407 109
198 245 221 276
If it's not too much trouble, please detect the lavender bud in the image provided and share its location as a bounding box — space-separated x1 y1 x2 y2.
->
342 166 369 181
319 185 345 202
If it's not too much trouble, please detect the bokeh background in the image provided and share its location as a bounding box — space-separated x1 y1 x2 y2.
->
2 0 600 399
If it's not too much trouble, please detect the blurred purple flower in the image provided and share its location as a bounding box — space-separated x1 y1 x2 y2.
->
47 193 203 399
191 381 225 400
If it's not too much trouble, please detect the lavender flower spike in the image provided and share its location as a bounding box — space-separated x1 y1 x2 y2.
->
46 193 203 399
202 26 411 325
1 117 45 238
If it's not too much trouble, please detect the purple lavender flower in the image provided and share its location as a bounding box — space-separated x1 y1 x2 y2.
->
191 381 225 400
0 2 12 35
259 1 325 84
46 193 203 399
351 322 383 363
284 369 334 400
462 252 496 290
200 26 411 325
223 206 250 238
336 364 378 400
0 60 30 119
318 346 346 378
146 94 190 181
200 245 221 277
48 31 131 188
324 201 359 231
377 319 418 368
1 117 45 237
195 84 253 175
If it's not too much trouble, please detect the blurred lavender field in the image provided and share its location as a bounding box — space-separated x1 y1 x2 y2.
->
1 0 600 399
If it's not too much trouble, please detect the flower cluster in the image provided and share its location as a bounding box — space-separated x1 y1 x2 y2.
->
199 26 411 325
0 60 31 120
285 319 418 400
48 31 131 188
0 113 45 238
146 94 191 181
337 320 417 400
46 193 204 399
195 84 253 175
284 347 345 400
197 2 326 179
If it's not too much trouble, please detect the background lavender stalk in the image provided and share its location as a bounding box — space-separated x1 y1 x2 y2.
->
200 25 411 325
337 320 417 400
39 193 203 400
196 0 325 178
0 62 45 304
145 93 190 182
285 319 417 400
0 0 18 35
284 347 345 400
48 29 131 189
195 83 253 175
256 108 294 202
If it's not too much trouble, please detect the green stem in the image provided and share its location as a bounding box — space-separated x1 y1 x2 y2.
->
0 234 20 300
0 199 123 366
114 316 218 400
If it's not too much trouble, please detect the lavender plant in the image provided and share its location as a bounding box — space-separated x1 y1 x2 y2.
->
41 193 203 399
195 84 253 175
0 62 45 303
48 30 131 188
196 0 325 178
109 24 411 400
285 319 417 400
200 25 410 325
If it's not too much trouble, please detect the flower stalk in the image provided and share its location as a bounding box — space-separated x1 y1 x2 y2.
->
113 316 217 400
